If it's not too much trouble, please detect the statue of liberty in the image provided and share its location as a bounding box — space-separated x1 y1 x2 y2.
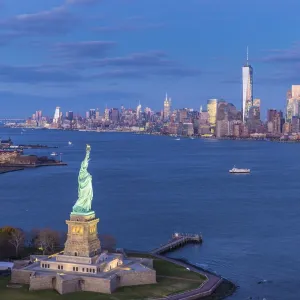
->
72 144 93 214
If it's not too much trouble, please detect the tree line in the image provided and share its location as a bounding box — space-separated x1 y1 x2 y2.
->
0 226 116 260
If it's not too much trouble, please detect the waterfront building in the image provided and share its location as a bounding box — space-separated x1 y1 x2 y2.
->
198 124 210 135
283 122 291 134
215 101 240 136
291 116 300 133
207 99 218 133
266 109 282 135
242 48 253 122
163 93 172 121
53 107 61 124
216 119 229 138
182 123 194 136
199 111 209 125
11 146 156 294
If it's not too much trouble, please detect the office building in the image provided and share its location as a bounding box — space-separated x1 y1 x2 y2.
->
53 107 60 124
207 99 218 133
242 48 253 122
163 93 172 121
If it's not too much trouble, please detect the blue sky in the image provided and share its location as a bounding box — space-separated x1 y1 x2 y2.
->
0 0 299 118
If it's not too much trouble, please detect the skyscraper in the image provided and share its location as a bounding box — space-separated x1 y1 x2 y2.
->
286 86 300 123
89 109 96 119
53 107 60 124
136 101 142 120
163 93 172 121
207 99 218 133
242 47 253 122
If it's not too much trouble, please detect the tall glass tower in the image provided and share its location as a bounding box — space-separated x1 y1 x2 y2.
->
242 47 253 122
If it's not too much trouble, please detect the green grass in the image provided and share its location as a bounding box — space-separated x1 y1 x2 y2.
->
154 259 206 281
0 258 205 299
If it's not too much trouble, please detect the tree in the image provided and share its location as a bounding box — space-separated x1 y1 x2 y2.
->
35 229 60 255
8 228 25 258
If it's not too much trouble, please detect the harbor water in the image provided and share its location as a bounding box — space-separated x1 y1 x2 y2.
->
0 128 299 299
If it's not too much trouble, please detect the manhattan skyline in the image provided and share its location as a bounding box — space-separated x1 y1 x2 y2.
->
0 0 299 117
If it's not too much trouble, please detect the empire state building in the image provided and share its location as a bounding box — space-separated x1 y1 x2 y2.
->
242 48 253 122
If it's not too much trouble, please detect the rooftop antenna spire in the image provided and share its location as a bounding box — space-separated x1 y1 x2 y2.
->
246 46 249 66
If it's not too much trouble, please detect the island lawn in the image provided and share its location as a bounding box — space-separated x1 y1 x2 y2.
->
0 259 206 300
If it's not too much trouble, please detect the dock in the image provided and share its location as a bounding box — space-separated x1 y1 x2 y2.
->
151 233 202 255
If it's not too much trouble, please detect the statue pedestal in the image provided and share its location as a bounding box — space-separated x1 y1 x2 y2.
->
64 211 101 258
70 211 95 222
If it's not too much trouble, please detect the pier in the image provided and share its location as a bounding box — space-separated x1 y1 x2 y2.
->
151 233 202 255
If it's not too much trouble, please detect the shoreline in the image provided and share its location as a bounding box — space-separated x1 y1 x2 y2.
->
0 167 24 174
0 162 67 174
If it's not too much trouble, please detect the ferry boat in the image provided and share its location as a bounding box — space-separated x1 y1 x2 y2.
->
229 166 250 174
50 152 58 156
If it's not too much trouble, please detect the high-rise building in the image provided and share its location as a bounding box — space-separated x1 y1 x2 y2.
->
89 109 96 119
163 93 172 121
104 108 110 121
68 111 74 121
96 109 100 120
286 85 300 123
207 99 218 133
242 47 253 122
136 101 142 120
178 109 188 123
53 107 60 124
111 108 119 123
35 110 42 122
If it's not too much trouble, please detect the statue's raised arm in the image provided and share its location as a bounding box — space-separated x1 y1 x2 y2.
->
72 144 94 214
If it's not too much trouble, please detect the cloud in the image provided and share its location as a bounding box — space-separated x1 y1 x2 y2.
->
53 41 116 59
262 43 300 63
94 23 164 32
93 16 164 32
0 64 82 84
0 49 200 85
0 6 77 36
89 66 201 80
91 51 172 68
66 0 102 5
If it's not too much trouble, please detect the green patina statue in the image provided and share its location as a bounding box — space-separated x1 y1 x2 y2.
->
72 144 94 214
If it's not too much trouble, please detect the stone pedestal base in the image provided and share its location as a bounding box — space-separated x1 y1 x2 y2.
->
63 212 101 258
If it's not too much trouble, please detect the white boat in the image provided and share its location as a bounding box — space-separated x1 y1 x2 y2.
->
68 141 72 145
175 138 180 141
229 166 250 174
50 152 58 156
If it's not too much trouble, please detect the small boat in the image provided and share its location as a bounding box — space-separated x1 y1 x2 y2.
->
175 138 181 141
50 152 58 156
229 166 250 174
190 137 195 140
68 141 72 145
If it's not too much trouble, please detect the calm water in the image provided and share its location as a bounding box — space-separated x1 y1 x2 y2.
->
0 128 299 300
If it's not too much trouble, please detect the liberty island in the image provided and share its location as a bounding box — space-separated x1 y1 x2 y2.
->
11 145 156 294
